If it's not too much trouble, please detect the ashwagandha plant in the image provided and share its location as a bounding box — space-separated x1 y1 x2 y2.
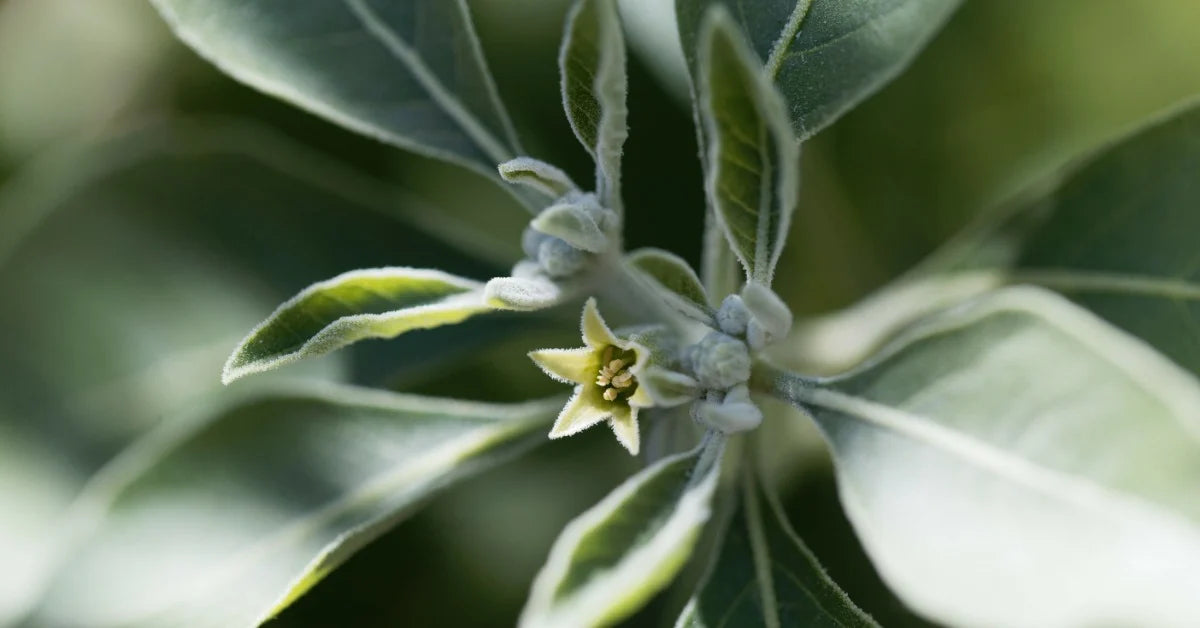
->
10 0 1200 626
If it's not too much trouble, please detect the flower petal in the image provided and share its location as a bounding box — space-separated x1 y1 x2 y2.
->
529 347 598 385
627 384 655 409
581 297 619 348
608 404 640 455
549 386 611 439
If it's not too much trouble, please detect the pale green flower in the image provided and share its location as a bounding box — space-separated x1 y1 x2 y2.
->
529 298 654 455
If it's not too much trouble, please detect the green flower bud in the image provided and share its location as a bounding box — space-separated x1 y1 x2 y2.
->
689 331 751 390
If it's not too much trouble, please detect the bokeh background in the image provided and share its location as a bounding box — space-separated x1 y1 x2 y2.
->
2 0 1199 625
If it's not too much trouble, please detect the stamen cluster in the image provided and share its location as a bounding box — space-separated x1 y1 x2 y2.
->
595 346 635 401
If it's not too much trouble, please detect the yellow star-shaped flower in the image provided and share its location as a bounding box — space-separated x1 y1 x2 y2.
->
529 298 654 455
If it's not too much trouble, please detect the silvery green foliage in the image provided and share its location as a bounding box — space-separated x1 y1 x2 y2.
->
18 0 1194 626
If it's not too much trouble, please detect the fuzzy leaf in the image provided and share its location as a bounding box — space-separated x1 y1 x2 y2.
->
532 204 608 252
677 0 962 139
678 472 876 628
224 268 493 384
150 0 521 179
499 157 579 199
560 0 629 210
771 287 1200 626
0 120 501 622
521 436 726 627
27 384 558 627
974 102 1200 381
629 247 715 323
697 10 799 285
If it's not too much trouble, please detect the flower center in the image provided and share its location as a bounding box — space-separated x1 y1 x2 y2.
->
596 346 636 402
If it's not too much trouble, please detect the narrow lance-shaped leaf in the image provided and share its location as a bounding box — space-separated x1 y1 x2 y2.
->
224 267 496 384
150 0 523 189
678 469 876 628
765 287 1200 627
676 0 963 139
698 9 799 286
520 435 726 628
27 384 560 627
628 247 715 324
561 0 629 212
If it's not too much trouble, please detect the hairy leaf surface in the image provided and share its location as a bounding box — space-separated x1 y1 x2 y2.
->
521 436 725 627
678 0 962 139
150 0 521 180
223 268 494 384
678 472 876 628
771 287 1200 626
629 247 714 323
697 10 798 285
560 0 629 210
29 385 559 627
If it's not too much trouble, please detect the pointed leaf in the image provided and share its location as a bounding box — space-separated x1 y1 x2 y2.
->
28 384 559 627
532 203 608 253
697 10 799 285
678 472 876 628
150 0 521 180
0 120 501 621
561 0 629 211
499 157 579 199
770 287 1200 627
629 247 715 323
677 0 962 139
959 102 1200 381
521 436 726 627
224 268 495 383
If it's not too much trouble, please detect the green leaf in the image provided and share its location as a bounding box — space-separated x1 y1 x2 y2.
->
697 9 799 285
628 247 715 323
677 0 963 139
560 0 629 211
767 287 1200 626
0 120 501 621
678 471 876 628
532 203 608 253
966 101 1200 380
224 268 497 384
27 384 559 627
150 0 521 180
521 435 726 628
783 101 1200 376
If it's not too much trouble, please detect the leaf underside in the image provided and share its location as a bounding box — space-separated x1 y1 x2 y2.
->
29 385 559 627
224 267 492 383
783 287 1200 626
521 437 725 628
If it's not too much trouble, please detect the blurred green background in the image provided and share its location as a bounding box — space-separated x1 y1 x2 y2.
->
2 0 1199 625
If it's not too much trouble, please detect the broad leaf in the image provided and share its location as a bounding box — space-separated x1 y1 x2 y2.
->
783 102 1200 376
679 472 875 627
697 10 799 285
980 102 1200 380
0 120 499 622
27 385 559 627
521 436 726 627
560 0 629 211
769 287 1200 626
150 0 522 182
223 267 495 384
677 0 962 139
629 247 714 323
